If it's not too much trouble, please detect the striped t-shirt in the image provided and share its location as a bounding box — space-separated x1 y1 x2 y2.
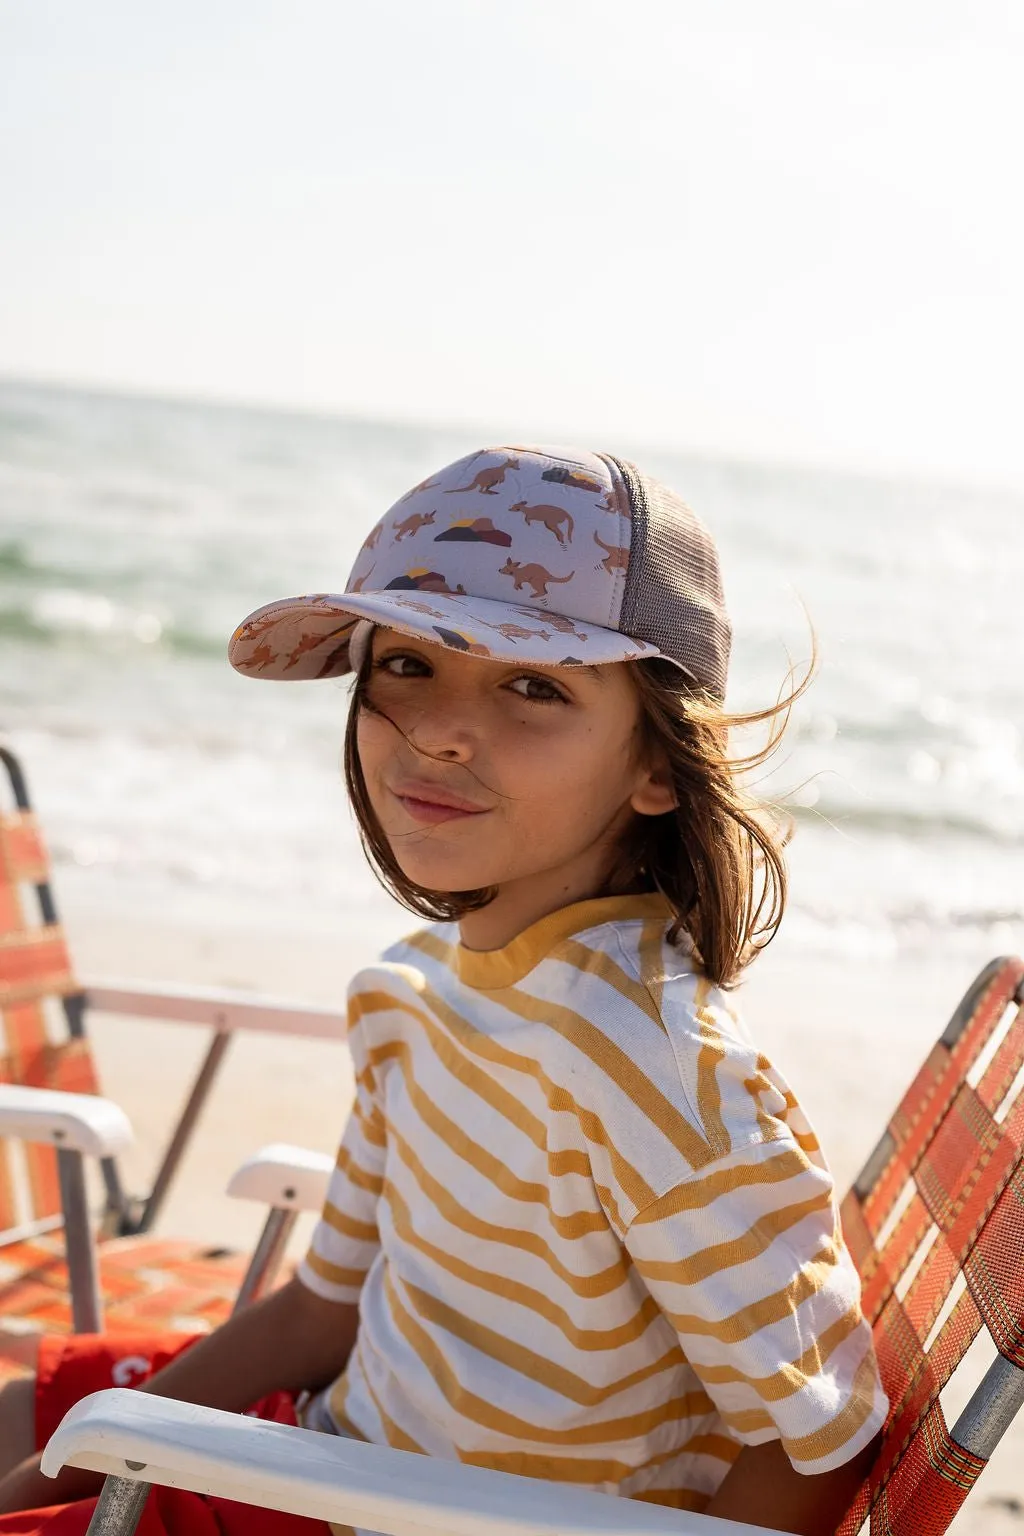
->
299 893 886 1511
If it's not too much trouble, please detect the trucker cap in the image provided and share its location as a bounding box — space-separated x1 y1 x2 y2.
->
228 445 732 700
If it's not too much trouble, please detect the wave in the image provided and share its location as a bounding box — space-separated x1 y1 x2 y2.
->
0 541 37 578
792 801 1023 848
0 593 225 660
0 539 153 594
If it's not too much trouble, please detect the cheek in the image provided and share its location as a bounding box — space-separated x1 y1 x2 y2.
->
503 721 635 818
354 708 395 785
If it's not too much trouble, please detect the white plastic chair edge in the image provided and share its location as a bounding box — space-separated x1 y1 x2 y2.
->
0 1085 134 1331
0 1084 132 1157
224 1146 333 1314
42 1389 771 1536
226 1143 333 1211
84 980 347 1040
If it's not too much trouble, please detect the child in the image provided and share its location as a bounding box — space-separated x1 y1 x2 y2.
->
0 447 886 1535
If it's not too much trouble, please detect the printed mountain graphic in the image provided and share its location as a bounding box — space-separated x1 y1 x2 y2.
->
541 466 603 494
435 517 512 547
385 569 465 593
432 626 486 653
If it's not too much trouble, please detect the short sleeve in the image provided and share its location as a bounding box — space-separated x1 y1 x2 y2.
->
298 1054 384 1305
624 1139 888 1475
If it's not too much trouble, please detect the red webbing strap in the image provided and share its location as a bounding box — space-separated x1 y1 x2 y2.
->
838 1275 988 1533
856 1188 933 1327
974 1000 1024 1121
871 1404 984 1535
862 963 1021 1243
963 1161 1024 1365
839 958 1024 1536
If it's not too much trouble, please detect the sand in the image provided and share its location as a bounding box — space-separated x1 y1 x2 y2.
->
56 901 1024 1532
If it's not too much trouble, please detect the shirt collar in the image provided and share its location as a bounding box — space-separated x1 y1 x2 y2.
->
455 892 674 990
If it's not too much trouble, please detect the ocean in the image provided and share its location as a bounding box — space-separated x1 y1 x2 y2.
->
2 376 1022 964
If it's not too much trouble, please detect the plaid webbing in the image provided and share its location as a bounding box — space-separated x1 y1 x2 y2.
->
0 753 270 1375
0 1232 253 1386
839 955 1024 1535
0 792 99 1234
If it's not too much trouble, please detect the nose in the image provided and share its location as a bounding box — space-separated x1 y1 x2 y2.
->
404 689 480 764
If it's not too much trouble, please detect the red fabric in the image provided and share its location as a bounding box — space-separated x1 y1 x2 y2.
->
835 956 1024 1535
3 1330 332 1536
867 1404 984 1536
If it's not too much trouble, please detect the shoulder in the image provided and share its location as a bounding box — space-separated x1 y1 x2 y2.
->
378 919 459 970
555 915 824 1184
382 915 457 964
550 908 737 1069
342 920 458 1023
343 919 459 984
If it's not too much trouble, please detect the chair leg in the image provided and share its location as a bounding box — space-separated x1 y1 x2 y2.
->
84 1475 150 1535
231 1207 298 1314
134 1032 233 1235
952 1353 1024 1459
56 1147 103 1333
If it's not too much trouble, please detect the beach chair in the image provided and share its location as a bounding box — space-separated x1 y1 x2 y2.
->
41 953 1024 1535
836 951 1024 1533
0 744 345 1377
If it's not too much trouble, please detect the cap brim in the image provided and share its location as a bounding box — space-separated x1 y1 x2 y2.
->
228 589 663 679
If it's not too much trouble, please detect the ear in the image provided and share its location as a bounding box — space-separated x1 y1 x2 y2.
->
630 758 678 817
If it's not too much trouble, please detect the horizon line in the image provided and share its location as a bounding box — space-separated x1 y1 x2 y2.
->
2 366 1022 505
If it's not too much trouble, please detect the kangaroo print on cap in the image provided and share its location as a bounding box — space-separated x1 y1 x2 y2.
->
228 445 732 697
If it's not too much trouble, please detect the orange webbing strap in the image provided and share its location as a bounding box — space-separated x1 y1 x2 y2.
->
0 811 32 941
0 806 84 1014
0 808 36 1231
0 807 99 1229
839 957 1024 1535
0 925 78 1008
0 810 49 885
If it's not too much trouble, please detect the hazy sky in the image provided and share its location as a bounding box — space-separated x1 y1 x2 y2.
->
2 2 1022 486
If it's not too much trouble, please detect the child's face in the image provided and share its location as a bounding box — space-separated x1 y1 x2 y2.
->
356 628 673 945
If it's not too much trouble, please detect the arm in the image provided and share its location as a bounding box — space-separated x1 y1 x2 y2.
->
139 1275 358 1409
0 1275 358 1515
705 1433 880 1535
622 1140 887 1534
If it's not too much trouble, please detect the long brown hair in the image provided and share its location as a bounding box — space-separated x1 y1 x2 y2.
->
343 631 818 991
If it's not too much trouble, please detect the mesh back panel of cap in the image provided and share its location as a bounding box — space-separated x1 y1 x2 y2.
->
612 457 732 700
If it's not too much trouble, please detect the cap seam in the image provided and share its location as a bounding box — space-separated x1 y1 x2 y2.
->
604 453 649 639
594 452 631 629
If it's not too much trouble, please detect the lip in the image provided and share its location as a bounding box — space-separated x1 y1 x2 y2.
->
390 781 491 824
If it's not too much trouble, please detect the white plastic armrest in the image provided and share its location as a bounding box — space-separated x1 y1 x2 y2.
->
84 980 347 1040
0 1084 133 1157
226 1143 333 1212
42 1390 771 1535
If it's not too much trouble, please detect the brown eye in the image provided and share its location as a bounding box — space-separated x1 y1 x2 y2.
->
375 653 431 678
507 674 568 704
